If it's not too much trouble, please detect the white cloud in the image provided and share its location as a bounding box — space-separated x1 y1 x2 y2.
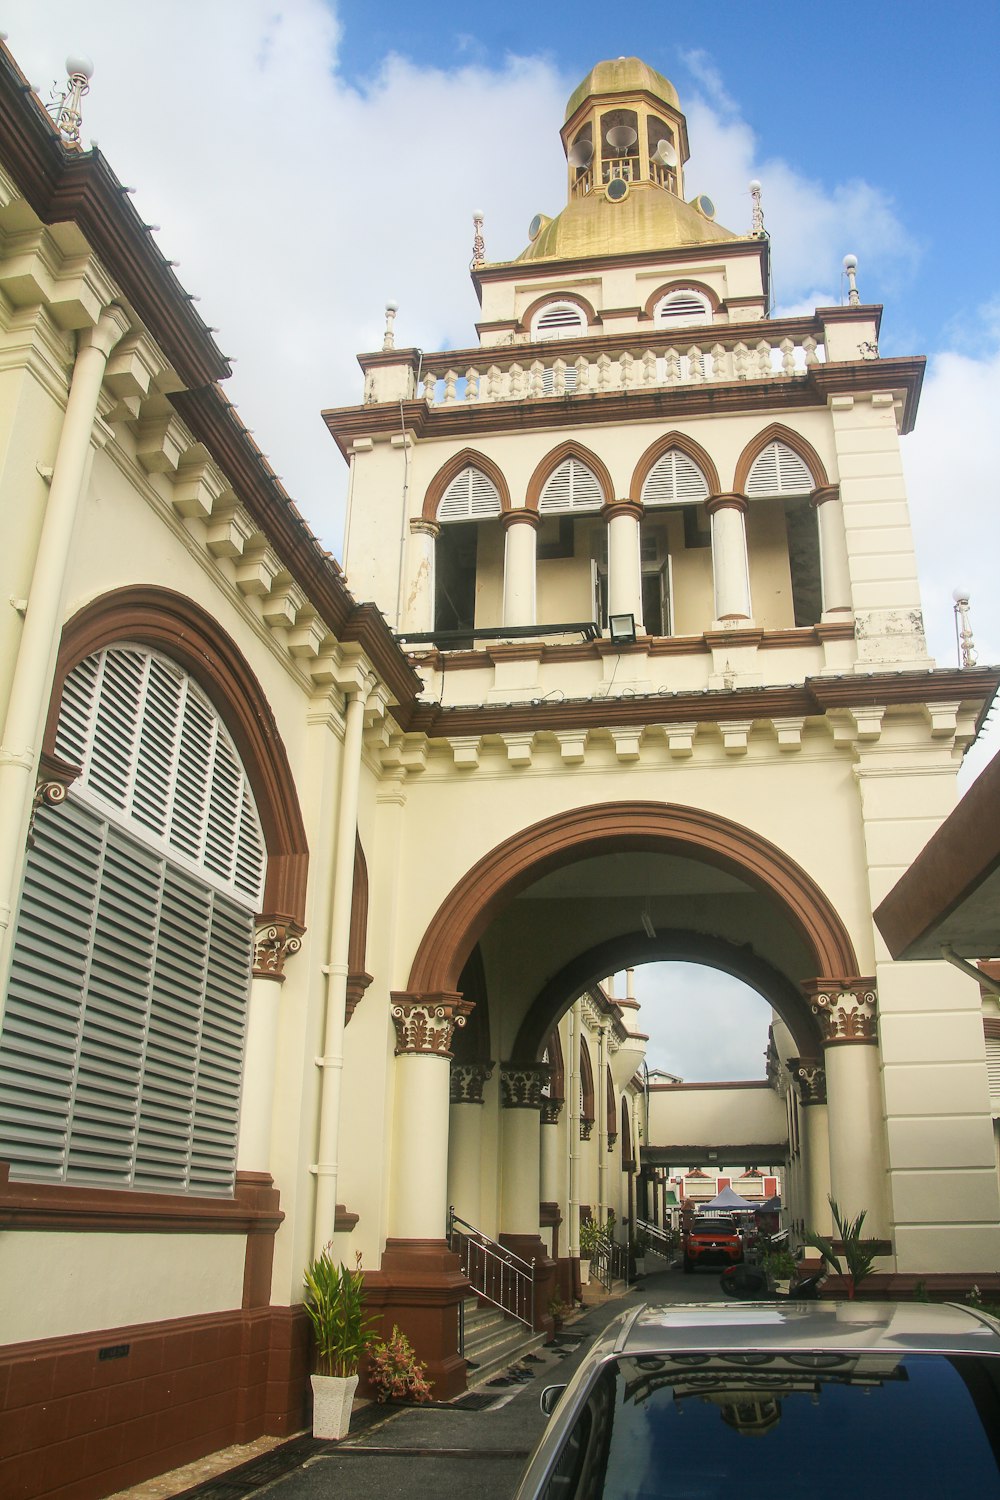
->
634 963 772 1082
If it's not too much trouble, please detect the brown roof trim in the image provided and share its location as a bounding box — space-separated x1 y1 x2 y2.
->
472 236 768 292
392 665 998 738
170 386 421 706
324 358 926 459
0 42 229 390
874 739 1000 960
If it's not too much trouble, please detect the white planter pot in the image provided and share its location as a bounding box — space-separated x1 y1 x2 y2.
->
310 1372 359 1440
580 1257 591 1285
634 1257 646 1277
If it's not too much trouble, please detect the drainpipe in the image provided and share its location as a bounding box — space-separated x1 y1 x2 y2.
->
0 305 130 997
567 1004 580 1262
597 1023 608 1223
313 675 370 1257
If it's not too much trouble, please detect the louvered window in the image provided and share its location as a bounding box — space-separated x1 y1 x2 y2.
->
0 645 266 1196
437 466 502 523
641 449 710 507
986 1036 1000 1111
539 458 604 514
745 441 813 497
532 302 586 340
654 290 711 327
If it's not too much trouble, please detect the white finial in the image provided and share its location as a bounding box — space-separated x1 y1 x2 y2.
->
382 301 398 351
953 589 977 668
471 210 486 270
843 253 860 306
47 54 94 146
749 179 765 237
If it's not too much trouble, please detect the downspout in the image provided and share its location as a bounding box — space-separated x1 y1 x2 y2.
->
313 675 370 1256
597 1023 608 1223
567 1003 580 1263
0 304 130 999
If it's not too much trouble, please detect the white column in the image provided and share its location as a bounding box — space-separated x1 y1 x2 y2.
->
539 1099 564 1208
402 519 439 633
499 1066 546 1235
388 994 473 1240
567 1009 581 1261
237 922 302 1172
707 493 752 625
597 1026 608 1222
603 501 644 630
0 305 130 982
447 1062 493 1226
812 484 853 619
501 511 539 628
789 1058 833 1237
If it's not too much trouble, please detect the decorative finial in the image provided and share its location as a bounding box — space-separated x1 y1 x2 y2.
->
953 589 977 668
471 210 486 270
843 253 860 307
382 300 398 351
48 54 94 147
749 179 765 237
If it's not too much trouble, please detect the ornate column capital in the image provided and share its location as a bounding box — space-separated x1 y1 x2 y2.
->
600 499 644 524
580 1120 594 1141
500 1063 550 1109
540 1096 564 1126
705 491 749 517
450 1061 494 1104
390 991 474 1057
409 517 440 538
803 977 878 1045
809 483 841 508
499 507 542 532
789 1056 828 1106
252 917 304 980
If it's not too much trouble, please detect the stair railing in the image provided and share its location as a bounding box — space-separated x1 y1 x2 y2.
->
591 1230 630 1291
448 1206 536 1336
635 1218 676 1259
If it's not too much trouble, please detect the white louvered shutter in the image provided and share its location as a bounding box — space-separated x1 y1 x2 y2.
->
539 458 604 514
437 466 502 522
986 1036 1000 1110
641 449 710 507
654 290 710 328
533 302 586 340
745 441 813 497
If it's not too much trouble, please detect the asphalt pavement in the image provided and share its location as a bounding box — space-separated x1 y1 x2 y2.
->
187 1265 726 1500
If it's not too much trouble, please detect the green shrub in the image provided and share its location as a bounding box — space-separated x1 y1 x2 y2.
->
303 1248 376 1377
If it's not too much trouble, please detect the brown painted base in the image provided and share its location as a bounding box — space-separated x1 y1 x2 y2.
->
499 1234 556 1339
362 1238 470 1402
820 1272 1000 1301
555 1255 582 1306
0 1305 310 1500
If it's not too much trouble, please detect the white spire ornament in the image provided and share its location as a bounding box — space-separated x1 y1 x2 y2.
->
48 54 93 147
843 253 860 307
749 179 765 238
382 301 398 351
471 210 486 271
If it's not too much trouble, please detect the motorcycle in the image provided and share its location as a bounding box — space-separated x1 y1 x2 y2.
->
719 1261 826 1300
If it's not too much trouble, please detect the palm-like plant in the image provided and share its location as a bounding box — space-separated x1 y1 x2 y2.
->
806 1197 879 1299
303 1249 376 1377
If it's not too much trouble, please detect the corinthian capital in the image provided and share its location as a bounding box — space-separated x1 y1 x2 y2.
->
253 918 304 979
803 978 877 1045
789 1056 828 1106
450 1061 494 1104
500 1063 550 1109
390 991 474 1057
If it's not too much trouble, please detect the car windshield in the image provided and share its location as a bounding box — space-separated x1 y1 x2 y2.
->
541 1351 1000 1498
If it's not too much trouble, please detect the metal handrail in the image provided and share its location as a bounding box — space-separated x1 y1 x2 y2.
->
635 1218 676 1258
591 1230 630 1292
448 1206 536 1339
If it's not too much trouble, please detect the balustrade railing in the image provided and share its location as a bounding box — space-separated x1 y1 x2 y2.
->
591 1230 631 1292
635 1218 676 1260
418 334 824 409
448 1206 536 1344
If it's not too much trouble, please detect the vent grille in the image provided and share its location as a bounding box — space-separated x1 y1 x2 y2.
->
533 302 586 340
746 441 814 497
437 466 502 522
539 457 604 514
654 290 711 327
641 449 710 507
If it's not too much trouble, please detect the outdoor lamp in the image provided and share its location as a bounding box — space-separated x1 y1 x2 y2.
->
608 613 637 645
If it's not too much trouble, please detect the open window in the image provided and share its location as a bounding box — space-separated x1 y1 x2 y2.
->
746 441 821 626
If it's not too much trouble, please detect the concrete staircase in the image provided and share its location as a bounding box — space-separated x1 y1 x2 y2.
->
461 1297 547 1388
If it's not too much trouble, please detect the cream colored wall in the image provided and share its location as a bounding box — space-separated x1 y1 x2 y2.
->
0 1232 246 1343
647 1086 786 1149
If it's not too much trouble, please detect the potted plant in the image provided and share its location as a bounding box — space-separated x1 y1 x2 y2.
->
631 1227 650 1276
303 1248 375 1439
578 1216 602 1285
806 1197 879 1300
367 1324 433 1404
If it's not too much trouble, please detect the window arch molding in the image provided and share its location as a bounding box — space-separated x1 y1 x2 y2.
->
519 290 598 339
422 448 511 522
733 424 829 496
46 587 308 925
526 440 614 512
630 432 720 503
642 279 719 324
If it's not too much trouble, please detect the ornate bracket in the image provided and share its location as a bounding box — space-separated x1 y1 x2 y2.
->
789 1056 828 1106
500 1063 551 1110
28 750 80 844
803 978 878 1045
450 1061 494 1104
252 918 304 980
580 1120 594 1142
345 971 374 1025
390 991 473 1058
541 1097 564 1126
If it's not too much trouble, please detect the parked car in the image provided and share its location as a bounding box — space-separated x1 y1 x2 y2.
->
513 1300 1000 1498
682 1214 743 1272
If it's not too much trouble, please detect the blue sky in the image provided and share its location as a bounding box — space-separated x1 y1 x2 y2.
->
6 2 1000 1078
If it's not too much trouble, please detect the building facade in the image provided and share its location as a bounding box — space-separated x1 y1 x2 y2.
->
1 45 998 1500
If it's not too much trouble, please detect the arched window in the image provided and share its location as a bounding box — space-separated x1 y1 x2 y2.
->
654 289 711 328
532 302 587 341
745 441 813 497
640 447 710 507
0 645 267 1197
437 465 502 523
539 457 604 514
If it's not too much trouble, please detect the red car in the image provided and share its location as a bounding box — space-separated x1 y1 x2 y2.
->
683 1215 743 1272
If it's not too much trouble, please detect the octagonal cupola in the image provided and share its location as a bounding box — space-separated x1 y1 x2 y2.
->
561 57 691 205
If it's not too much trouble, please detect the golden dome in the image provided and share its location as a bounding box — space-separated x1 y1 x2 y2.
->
517 187 738 264
564 57 680 122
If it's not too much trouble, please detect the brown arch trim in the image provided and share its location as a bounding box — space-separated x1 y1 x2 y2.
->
732 423 830 495
519 290 599 337
640 279 721 322
525 440 615 512
47 587 309 923
620 1097 632 1163
511 928 823 1063
422 448 512 521
545 1026 565 1100
580 1035 595 1125
629 431 721 503
407 801 857 997
606 1064 616 1134
345 835 373 1023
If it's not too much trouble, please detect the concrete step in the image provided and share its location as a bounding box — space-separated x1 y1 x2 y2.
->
460 1297 547 1388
